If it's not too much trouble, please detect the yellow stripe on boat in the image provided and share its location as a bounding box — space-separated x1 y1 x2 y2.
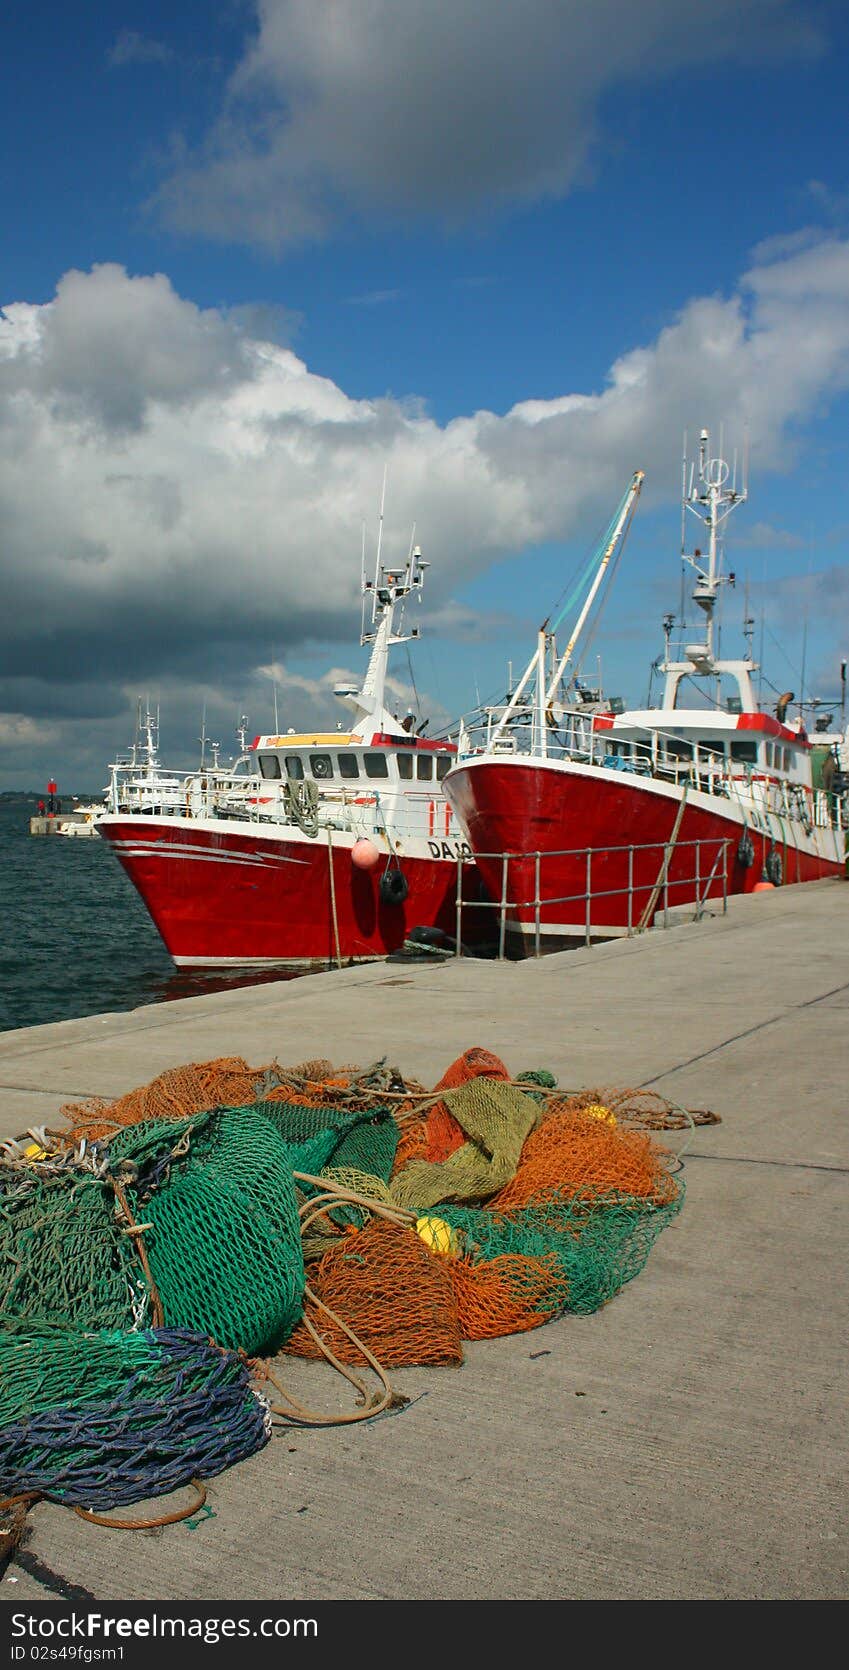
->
263 734 355 747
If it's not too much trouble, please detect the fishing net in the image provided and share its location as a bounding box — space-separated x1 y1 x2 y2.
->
0 1324 270 1510
449 1253 561 1338
60 1056 275 1143
264 1058 425 1113
223 1098 400 1234
1 1095 406 1359
514 1069 559 1101
391 1115 430 1175
283 1178 684 1361
283 1057 686 1361
424 1047 512 1162
283 1220 463 1367
441 1190 684 1331
0 1163 147 1331
57 1054 425 1146
490 1104 681 1211
235 1098 400 1190
106 1110 306 1356
0 1048 694 1501
390 1077 542 1212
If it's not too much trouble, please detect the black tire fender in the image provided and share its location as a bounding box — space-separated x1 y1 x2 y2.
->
737 831 755 868
765 849 783 887
379 868 409 906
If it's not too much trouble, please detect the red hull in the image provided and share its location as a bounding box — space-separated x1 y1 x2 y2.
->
97 818 489 966
445 758 845 943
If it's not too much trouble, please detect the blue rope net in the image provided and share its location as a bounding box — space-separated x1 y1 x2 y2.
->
0 1325 271 1510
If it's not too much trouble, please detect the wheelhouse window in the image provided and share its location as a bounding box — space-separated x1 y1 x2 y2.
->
285 755 304 780
730 740 757 764
416 755 434 780
337 754 359 779
258 753 282 779
435 755 452 780
364 752 389 778
397 753 413 779
664 738 693 761
310 753 333 779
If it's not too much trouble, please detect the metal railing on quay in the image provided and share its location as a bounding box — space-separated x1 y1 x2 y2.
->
453 835 731 960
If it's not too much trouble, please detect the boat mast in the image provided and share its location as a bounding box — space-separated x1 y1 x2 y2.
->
488 469 644 749
356 536 427 730
662 427 753 709
334 484 429 736
543 470 644 707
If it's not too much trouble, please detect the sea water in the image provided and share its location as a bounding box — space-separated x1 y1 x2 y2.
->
0 800 292 1033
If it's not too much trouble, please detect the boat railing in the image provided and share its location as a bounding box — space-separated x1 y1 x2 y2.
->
458 703 598 763
179 777 442 848
584 742 846 834
451 835 732 959
106 762 468 848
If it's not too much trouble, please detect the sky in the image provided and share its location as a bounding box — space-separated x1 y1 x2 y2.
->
3 0 849 793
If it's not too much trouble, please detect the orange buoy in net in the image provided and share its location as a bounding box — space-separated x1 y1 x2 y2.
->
753 876 774 893
351 838 380 870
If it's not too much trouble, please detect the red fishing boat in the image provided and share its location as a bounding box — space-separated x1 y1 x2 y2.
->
443 434 848 952
97 534 489 967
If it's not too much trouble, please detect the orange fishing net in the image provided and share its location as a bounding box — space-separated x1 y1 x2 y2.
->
59 1057 269 1143
490 1103 680 1211
265 1074 353 1108
57 1055 431 1146
450 1252 564 1339
283 1219 463 1366
391 1115 430 1176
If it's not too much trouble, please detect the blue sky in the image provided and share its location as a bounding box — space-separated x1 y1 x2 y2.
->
3 0 849 791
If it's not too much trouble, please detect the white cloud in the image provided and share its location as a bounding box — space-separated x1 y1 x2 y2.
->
747 228 825 266
734 521 807 550
0 715 57 746
2 232 849 783
153 0 822 251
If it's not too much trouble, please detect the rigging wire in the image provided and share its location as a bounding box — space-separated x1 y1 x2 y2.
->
570 519 632 690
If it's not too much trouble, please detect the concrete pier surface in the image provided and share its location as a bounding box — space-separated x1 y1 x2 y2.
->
1 879 846 1602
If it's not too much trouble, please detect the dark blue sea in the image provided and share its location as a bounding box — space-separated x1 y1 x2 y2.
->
0 799 293 1033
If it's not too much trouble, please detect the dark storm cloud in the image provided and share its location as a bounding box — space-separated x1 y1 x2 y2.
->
2 239 849 786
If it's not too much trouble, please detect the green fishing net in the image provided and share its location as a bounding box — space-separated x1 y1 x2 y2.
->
439 1187 685 1316
0 1166 147 1331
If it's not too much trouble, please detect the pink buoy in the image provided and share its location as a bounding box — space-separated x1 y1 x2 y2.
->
351 838 380 871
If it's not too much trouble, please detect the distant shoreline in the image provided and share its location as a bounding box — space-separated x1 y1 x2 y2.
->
0 791 103 806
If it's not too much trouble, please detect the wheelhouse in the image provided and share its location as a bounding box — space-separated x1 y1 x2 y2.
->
253 734 457 787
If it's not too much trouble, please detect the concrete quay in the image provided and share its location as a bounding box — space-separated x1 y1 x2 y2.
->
0 878 847 1603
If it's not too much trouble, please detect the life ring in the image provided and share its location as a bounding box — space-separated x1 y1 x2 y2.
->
379 868 409 906
737 831 755 868
765 849 783 887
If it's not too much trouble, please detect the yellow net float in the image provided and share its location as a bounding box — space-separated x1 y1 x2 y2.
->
415 1215 461 1257
582 1103 617 1128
